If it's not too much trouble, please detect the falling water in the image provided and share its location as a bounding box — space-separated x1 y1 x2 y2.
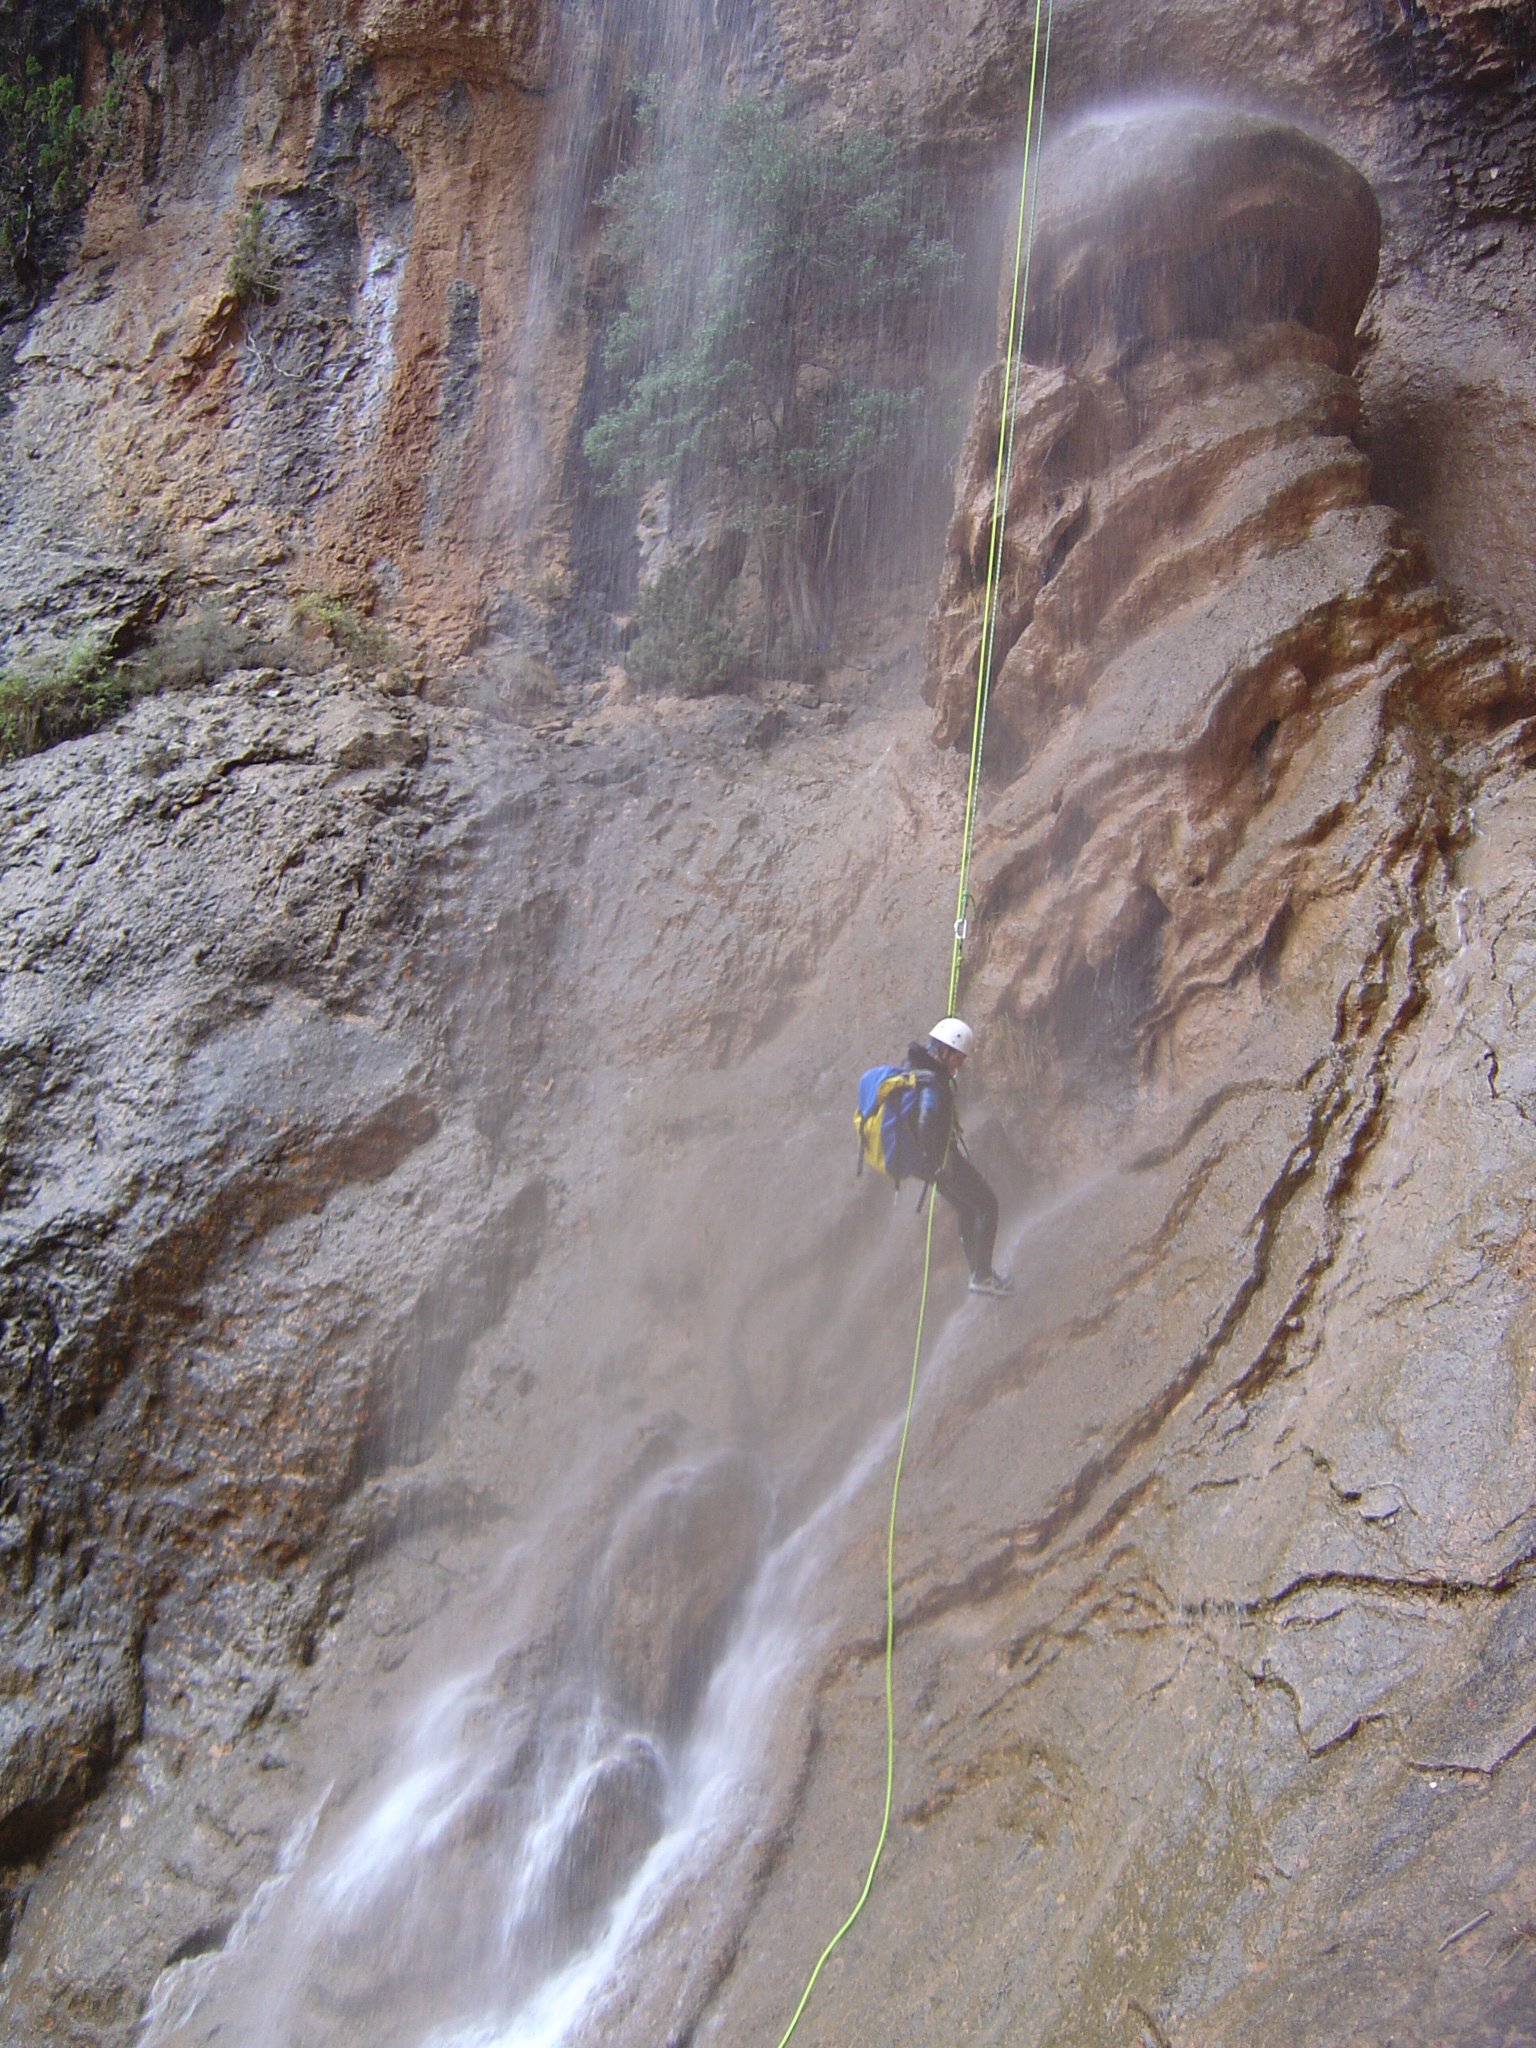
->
136 1789 333 2045
132 1169 1107 2048
500 0 776 561
124 13 1099 2041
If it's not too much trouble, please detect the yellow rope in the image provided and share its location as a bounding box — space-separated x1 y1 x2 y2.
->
773 9 1053 2039
949 0 1055 1014
772 1196 937 2048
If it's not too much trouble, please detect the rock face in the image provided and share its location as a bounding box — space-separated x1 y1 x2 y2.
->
712 102 1536 2048
0 0 590 667
5 0 1535 685
926 107 1532 1109
0 672 550 1871
929 110 1383 752
1002 107 1381 372
781 0 1536 637
5 15 1536 2048
589 1450 772 1736
0 612 939 2030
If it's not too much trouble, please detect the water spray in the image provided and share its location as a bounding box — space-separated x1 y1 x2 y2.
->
772 3 1056 2039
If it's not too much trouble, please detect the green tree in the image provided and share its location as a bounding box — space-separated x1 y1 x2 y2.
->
0 47 125 307
585 90 960 679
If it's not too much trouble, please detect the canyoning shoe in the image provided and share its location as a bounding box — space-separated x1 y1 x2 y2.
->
969 1270 1013 1297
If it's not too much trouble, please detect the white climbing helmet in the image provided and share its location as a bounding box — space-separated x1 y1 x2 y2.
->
928 1016 974 1058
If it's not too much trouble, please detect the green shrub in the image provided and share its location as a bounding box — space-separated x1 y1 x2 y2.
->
0 602 281 763
0 49 128 306
0 636 134 759
626 556 750 698
226 196 280 308
291 591 392 669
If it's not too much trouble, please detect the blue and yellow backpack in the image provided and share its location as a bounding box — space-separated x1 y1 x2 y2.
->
854 1065 930 1189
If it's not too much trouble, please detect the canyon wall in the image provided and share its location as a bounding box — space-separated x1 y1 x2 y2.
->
3 2 1536 2044
3 0 1533 680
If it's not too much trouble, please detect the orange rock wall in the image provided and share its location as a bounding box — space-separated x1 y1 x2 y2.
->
52 0 603 661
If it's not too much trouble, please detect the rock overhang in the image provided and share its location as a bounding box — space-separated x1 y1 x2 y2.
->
1014 102 1382 370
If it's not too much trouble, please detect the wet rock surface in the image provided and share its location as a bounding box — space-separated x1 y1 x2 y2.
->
927 107 1533 1121
3 0 1534 682
13 512 1536 2047
589 1450 772 1737
786 0 1536 642
3 12 1536 2048
0 607 943 2038
0 672 544 1867
1003 108 1381 371
695 104 1536 2048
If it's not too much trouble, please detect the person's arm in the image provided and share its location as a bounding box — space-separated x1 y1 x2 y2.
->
915 1075 951 1174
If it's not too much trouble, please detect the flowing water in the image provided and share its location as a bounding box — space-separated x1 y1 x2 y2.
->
136 1388 903 2046
133 1171 1104 2048
129 12 1082 2039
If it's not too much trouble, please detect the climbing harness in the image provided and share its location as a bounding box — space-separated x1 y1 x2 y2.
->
773 5 1054 2041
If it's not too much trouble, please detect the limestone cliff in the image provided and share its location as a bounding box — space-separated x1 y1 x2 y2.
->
3 5 1536 2047
3 0 1534 676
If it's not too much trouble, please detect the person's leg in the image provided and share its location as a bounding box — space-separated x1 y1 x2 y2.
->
934 1160 979 1271
960 1153 999 1276
935 1151 999 1277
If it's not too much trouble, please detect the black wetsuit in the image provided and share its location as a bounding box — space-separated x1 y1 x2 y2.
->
906 1040 1001 1282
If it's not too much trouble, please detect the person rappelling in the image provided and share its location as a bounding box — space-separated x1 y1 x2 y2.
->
854 1018 1012 1296
785 13 1045 2033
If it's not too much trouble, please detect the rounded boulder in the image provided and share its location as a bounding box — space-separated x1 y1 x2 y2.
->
1012 103 1381 368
